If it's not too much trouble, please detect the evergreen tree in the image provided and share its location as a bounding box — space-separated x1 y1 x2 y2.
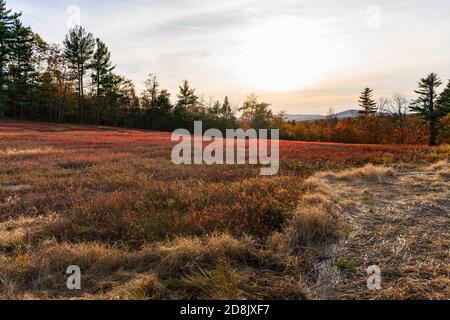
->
221 96 234 120
102 73 124 126
63 26 95 123
176 80 198 110
8 19 35 119
208 100 221 116
155 89 172 113
411 73 443 146
153 89 173 130
358 87 377 116
175 80 198 129
0 0 20 118
436 80 450 117
91 38 114 124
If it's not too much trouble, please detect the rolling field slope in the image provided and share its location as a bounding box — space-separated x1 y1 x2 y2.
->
0 120 448 300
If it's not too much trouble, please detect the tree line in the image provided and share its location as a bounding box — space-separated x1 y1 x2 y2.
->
357 77 450 145
280 81 450 146
0 0 449 145
0 1 239 132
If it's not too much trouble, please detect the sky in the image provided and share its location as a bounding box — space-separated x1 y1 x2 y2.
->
9 0 450 114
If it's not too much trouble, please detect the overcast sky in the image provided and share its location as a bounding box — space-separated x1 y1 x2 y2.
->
10 0 450 114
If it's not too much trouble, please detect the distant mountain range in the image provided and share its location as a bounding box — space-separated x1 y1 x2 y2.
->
285 109 361 122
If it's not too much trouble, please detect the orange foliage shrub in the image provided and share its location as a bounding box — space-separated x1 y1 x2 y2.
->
283 115 430 145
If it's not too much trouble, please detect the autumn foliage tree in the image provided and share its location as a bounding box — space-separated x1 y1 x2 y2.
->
239 94 273 130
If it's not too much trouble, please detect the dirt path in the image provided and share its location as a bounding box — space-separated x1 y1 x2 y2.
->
314 164 449 300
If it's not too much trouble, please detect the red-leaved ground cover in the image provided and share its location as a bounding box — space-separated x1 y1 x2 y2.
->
0 120 446 165
0 119 447 240
0 120 448 300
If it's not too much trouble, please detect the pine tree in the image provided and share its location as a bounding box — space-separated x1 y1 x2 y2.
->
358 88 377 116
176 80 198 110
174 80 199 130
155 89 172 113
209 100 221 116
221 96 233 120
153 89 173 130
411 73 442 146
221 96 236 130
102 73 124 125
8 19 35 119
437 80 450 117
91 38 114 124
63 26 95 123
0 0 20 118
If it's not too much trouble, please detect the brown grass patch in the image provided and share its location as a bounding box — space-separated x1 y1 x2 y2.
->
0 233 310 300
269 175 340 256
428 160 450 179
319 164 394 183
0 148 58 156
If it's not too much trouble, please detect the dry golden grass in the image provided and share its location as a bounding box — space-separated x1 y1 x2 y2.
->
428 160 450 178
268 176 340 257
0 233 310 300
318 164 395 183
107 272 167 300
0 147 59 156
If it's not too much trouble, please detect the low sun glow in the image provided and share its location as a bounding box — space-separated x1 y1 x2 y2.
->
235 18 338 91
